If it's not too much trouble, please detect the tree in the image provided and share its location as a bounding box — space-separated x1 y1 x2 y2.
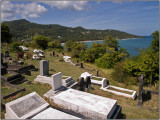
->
124 48 159 85
151 31 159 52
1 23 12 43
32 35 50 49
48 41 63 49
103 35 119 51
80 43 106 62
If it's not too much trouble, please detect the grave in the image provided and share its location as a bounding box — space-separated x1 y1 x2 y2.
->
5 92 80 119
44 73 121 119
81 72 137 99
40 60 49 76
32 107 80 119
5 92 49 119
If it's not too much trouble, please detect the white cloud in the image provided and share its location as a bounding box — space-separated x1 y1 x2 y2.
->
1 1 48 21
1 1 16 20
28 14 40 18
42 1 88 11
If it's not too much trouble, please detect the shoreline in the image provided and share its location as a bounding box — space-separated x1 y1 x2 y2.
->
61 37 142 44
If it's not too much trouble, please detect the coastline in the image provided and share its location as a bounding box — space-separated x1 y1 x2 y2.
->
61 37 141 44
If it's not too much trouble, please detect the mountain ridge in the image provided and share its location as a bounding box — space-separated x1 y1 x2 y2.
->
3 19 143 42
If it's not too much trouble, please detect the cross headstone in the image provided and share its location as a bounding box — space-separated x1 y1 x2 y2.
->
40 60 49 76
78 77 85 91
51 72 62 91
137 74 145 107
5 51 9 57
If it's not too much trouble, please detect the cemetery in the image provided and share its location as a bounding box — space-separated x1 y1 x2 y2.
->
1 46 159 119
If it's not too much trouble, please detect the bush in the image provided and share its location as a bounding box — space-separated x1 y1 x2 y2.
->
17 51 24 60
111 61 138 85
9 42 22 52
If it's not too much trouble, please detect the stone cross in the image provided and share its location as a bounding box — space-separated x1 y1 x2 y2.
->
78 77 85 91
51 72 62 91
137 74 145 107
40 60 49 76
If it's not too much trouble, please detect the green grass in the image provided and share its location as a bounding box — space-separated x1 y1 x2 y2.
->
1 46 159 119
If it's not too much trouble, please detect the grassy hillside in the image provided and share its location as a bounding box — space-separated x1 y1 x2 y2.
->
3 19 143 42
1 44 158 119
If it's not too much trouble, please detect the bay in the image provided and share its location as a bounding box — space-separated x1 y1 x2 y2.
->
61 36 153 57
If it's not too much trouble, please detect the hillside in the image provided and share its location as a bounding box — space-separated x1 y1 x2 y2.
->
3 19 143 42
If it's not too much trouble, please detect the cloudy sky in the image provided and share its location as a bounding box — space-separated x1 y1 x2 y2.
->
1 1 159 36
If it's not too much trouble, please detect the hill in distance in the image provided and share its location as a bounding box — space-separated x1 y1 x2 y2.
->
3 19 143 42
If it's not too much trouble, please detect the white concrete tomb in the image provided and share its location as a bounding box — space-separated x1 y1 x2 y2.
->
51 88 120 119
5 92 49 119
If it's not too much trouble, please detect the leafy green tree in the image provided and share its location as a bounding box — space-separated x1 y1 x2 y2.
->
124 48 159 85
65 40 73 52
151 31 159 52
48 41 63 49
9 42 22 52
1 23 12 43
80 43 106 62
103 35 119 51
32 35 50 49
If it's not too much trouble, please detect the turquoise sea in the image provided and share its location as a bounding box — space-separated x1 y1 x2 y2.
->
82 36 153 56
61 36 153 57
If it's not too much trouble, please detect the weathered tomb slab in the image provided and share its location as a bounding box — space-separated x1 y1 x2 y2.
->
5 92 49 119
32 107 80 119
51 88 118 119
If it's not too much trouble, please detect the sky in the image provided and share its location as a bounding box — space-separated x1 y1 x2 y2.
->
1 1 159 36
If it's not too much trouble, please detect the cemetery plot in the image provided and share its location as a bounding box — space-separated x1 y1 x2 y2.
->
5 92 49 119
51 88 121 119
101 85 137 99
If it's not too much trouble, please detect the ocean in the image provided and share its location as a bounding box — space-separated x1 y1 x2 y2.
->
61 36 153 57
82 36 153 56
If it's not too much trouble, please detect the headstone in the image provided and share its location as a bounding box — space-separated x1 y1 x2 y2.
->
40 60 49 76
77 60 79 63
25 70 31 76
96 70 99 76
85 76 91 89
62 52 64 56
5 51 9 57
51 72 62 91
50 53 52 56
78 77 85 91
137 74 145 107
102 78 107 88
57 54 59 57
80 72 92 80
5 92 49 119
53 51 55 56
80 63 83 68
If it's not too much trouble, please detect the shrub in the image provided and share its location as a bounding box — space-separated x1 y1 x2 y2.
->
17 51 24 60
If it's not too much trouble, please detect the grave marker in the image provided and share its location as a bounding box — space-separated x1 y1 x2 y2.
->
78 77 85 91
137 74 145 107
51 72 62 91
40 60 49 76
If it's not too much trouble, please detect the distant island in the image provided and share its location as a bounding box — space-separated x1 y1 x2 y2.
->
3 19 143 42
